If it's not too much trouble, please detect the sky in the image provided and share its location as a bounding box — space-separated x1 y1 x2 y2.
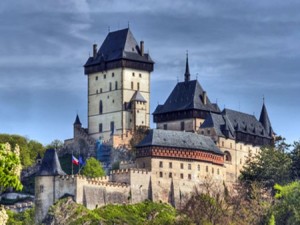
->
0 0 300 145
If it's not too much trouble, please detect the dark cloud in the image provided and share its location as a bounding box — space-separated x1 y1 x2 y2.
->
0 0 299 144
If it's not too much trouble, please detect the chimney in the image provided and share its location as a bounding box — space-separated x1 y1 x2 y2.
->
140 41 144 56
203 91 207 105
93 44 97 58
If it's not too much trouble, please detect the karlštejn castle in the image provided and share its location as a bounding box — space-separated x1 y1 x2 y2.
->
35 28 274 224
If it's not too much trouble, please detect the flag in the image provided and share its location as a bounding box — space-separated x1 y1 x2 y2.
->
79 156 85 166
72 155 79 166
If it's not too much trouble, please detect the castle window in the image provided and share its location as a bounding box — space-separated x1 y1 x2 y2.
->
96 90 98 94
212 167 214 174
163 124 167 130
207 130 211 135
224 151 232 162
188 174 191 180
109 82 112 91
99 100 103 114
132 72 135 77
169 172 172 178
100 88 102 93
159 172 163 178
115 81 118 90
131 82 134 90
95 76 98 80
104 74 106 79
99 123 103 133
188 164 191 170
137 82 140 90
180 173 184 179
217 169 220 175
159 161 163 168
197 165 200 171
181 121 185 131
180 163 184 169
169 162 172 168
230 143 232 149
112 72 114 77
206 166 208 172
110 121 114 134
249 150 252 157
139 73 142 78
40 185 44 193
222 141 224 147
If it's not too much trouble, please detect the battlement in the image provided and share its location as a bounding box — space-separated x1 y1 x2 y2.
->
85 180 129 188
119 160 136 169
111 168 149 175
76 175 110 182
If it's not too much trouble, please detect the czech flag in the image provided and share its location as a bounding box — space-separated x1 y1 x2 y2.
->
72 155 79 166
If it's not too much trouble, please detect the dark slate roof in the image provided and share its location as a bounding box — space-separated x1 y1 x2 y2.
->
201 108 273 139
259 103 273 136
85 28 153 67
201 113 235 139
153 80 220 114
136 129 223 155
74 114 82 125
131 91 147 102
36 149 66 176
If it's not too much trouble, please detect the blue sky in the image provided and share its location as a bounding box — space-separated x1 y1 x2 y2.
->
0 0 300 145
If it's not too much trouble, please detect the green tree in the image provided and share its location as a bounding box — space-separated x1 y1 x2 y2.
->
46 139 63 150
81 157 105 178
290 140 300 180
240 146 292 189
0 134 45 167
0 143 23 192
272 181 300 225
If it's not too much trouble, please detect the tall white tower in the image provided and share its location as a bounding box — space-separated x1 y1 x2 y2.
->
84 28 154 143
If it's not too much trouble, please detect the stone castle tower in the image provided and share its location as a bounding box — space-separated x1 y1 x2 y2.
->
84 28 154 142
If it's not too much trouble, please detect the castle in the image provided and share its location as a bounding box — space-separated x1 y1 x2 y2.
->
35 28 274 223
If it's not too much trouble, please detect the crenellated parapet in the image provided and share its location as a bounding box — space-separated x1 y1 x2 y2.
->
119 160 136 169
111 168 149 175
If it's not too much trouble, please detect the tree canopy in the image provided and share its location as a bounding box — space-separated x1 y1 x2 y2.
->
81 157 105 178
0 143 23 192
240 146 292 189
0 134 45 168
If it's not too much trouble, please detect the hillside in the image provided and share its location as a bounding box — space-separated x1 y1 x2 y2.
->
43 197 179 225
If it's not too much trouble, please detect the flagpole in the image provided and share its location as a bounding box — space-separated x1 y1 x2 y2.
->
78 147 80 175
71 149 74 176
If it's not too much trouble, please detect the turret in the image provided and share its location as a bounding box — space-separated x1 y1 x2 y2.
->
184 53 190 82
73 114 82 138
259 102 273 137
35 149 66 224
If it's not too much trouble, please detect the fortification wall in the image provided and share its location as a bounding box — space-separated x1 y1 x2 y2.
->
129 169 151 203
55 175 76 200
111 169 131 184
74 175 130 209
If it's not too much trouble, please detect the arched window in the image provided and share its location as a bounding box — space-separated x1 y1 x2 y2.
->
99 100 103 114
115 81 118 90
224 151 232 162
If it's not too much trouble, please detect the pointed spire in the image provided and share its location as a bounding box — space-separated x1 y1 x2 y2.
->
259 101 273 136
74 114 82 125
184 51 190 82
